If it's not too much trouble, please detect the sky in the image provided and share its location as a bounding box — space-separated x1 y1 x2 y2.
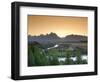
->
28 15 88 37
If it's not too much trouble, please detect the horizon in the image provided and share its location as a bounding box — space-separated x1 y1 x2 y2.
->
28 32 87 38
28 15 88 37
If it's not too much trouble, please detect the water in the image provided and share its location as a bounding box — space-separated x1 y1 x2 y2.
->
47 44 59 50
58 55 87 62
58 57 66 62
70 57 77 61
81 55 88 60
46 44 87 62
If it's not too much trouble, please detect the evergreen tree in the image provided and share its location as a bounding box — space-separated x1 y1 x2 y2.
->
28 44 50 66
81 60 87 64
49 56 59 65
65 50 73 65
28 47 36 66
75 49 82 64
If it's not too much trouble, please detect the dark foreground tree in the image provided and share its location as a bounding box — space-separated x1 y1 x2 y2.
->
28 43 49 66
65 50 74 65
49 56 59 65
81 60 87 64
28 47 36 66
75 49 82 64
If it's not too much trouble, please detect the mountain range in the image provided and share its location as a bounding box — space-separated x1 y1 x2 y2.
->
28 32 87 44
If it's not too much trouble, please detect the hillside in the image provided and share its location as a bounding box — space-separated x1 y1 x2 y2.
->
28 32 87 44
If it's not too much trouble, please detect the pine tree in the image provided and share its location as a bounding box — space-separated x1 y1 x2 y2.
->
28 46 36 66
75 49 82 64
65 50 73 65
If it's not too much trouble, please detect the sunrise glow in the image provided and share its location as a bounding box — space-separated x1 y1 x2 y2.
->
28 15 88 37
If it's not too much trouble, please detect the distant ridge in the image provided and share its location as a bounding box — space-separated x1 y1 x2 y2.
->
64 34 87 42
28 32 87 44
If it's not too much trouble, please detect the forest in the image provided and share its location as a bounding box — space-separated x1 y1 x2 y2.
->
28 41 87 66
